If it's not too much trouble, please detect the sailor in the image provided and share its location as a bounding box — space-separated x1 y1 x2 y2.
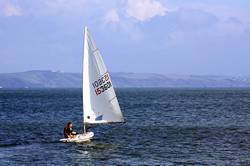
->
86 125 91 132
64 122 77 138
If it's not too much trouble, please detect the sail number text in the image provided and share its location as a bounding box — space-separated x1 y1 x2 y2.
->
92 73 112 96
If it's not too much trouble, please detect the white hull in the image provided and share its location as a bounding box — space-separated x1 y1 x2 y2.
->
59 132 94 143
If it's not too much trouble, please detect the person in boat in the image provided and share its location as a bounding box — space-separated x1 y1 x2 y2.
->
64 122 77 138
86 125 91 132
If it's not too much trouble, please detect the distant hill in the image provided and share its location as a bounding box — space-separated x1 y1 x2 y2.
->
0 70 250 88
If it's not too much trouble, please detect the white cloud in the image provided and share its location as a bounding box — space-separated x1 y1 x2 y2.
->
126 0 167 21
104 9 120 23
0 2 22 17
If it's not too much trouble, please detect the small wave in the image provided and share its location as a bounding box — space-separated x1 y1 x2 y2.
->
0 143 22 148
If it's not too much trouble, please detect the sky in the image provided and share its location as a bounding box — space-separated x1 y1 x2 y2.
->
0 0 250 76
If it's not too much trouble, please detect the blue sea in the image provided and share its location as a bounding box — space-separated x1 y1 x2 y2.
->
0 88 250 165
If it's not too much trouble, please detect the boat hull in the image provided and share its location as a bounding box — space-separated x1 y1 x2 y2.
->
59 132 94 143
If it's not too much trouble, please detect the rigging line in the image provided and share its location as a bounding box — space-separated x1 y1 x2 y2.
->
109 96 117 103
93 48 99 53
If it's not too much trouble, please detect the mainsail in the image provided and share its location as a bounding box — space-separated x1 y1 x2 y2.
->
83 27 124 124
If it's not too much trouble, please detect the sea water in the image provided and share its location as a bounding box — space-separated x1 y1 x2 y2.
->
0 88 250 165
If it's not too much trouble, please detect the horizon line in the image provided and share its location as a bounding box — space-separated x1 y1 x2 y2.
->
0 69 249 77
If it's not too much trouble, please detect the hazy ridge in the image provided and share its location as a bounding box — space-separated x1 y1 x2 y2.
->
0 70 250 88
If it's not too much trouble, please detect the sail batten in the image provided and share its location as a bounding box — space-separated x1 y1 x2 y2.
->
83 27 124 124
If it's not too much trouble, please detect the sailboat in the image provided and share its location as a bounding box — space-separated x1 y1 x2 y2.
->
60 27 124 143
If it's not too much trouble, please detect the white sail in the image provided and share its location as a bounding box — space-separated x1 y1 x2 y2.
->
83 27 124 124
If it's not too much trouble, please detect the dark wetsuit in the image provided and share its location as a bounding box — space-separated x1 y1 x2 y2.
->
64 127 72 138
